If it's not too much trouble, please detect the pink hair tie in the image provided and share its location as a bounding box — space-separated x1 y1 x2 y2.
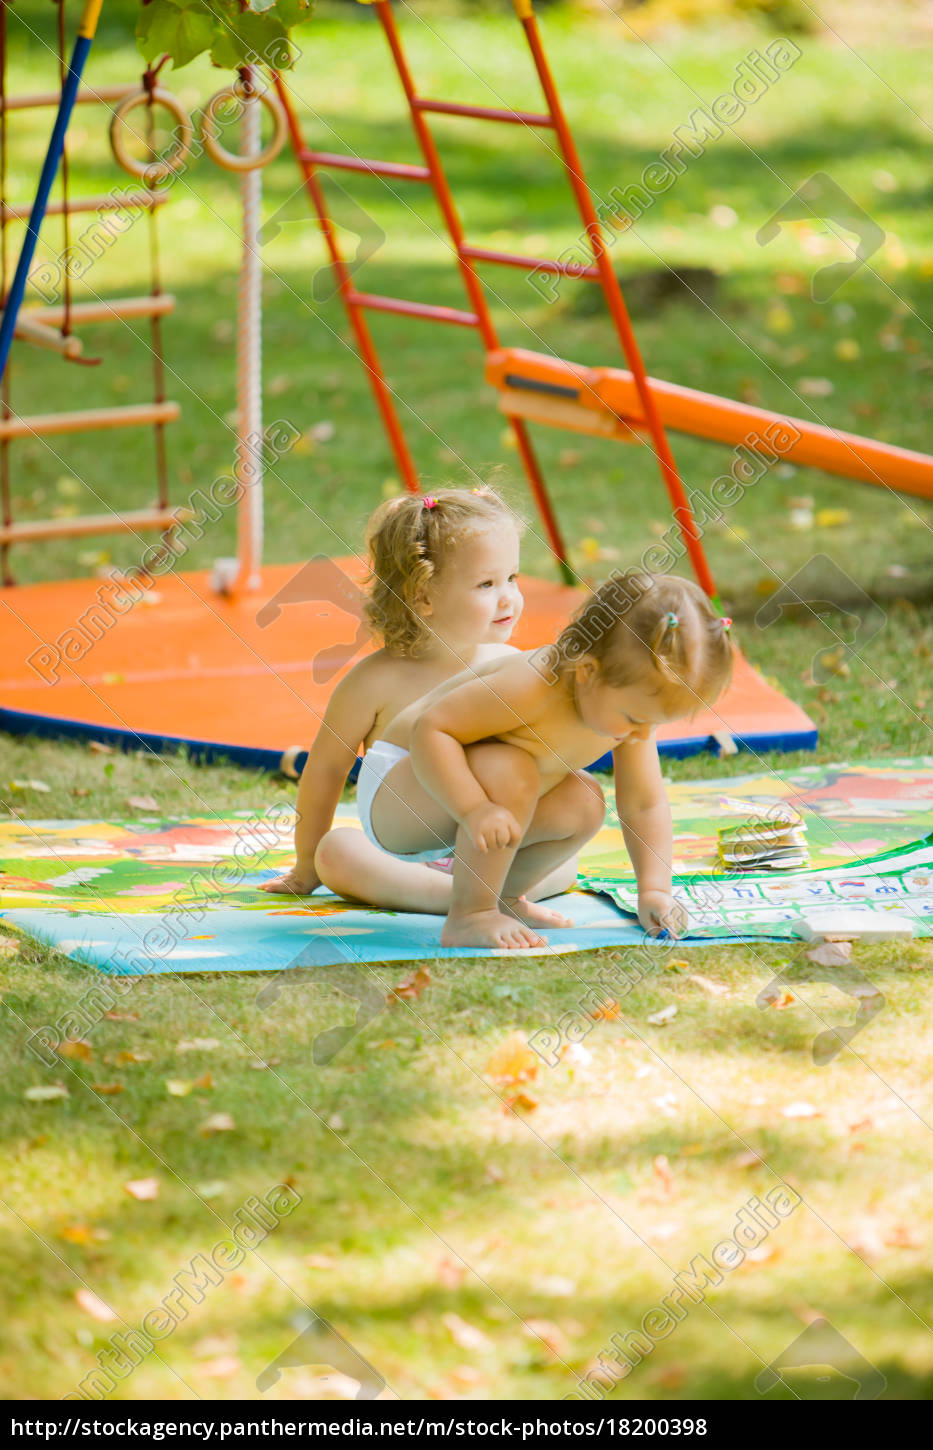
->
422 496 438 510
721 616 733 633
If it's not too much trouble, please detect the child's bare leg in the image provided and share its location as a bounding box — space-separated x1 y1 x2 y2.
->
314 828 452 915
503 771 605 922
524 854 579 901
443 742 546 950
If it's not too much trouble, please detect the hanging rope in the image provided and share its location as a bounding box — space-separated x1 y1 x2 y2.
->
234 66 263 589
144 65 170 515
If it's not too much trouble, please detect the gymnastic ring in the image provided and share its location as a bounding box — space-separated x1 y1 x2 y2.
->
109 88 194 183
200 84 287 172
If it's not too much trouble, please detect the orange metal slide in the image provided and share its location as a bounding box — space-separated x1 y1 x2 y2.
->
487 347 933 501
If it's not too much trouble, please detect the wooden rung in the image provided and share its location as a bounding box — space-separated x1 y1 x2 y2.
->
7 311 83 358
0 506 193 547
2 85 135 112
2 190 169 223
0 402 180 441
496 386 643 443
21 295 176 327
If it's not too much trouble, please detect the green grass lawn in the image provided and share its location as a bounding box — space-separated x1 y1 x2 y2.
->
1 0 932 1402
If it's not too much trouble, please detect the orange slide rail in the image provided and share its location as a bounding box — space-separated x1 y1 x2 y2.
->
487 348 933 502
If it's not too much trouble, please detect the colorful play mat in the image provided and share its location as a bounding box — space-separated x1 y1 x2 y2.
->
1 759 931 974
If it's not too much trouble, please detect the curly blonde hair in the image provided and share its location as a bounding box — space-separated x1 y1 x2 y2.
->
550 569 734 715
364 485 522 656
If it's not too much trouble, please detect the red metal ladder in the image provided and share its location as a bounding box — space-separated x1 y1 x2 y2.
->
273 0 716 598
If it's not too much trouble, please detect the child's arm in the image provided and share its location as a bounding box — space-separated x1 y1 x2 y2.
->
261 664 378 894
411 659 550 851
613 736 686 938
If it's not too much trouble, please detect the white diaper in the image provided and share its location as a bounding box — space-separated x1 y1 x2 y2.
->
356 740 453 864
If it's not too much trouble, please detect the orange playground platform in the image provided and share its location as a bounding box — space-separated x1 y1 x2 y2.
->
0 562 817 771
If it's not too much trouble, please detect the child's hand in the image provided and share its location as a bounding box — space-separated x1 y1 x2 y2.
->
638 889 687 939
463 803 523 853
259 865 320 896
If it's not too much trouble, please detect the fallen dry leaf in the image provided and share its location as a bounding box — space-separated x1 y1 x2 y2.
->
24 1084 68 1102
103 1011 138 1022
305 1254 337 1270
196 1356 241 1380
664 959 689 973
177 1038 221 1053
850 1218 886 1262
781 1102 820 1119
798 376 834 397
646 1221 682 1243
124 1177 159 1201
61 1223 109 1245
57 1039 93 1061
10 778 51 793
761 987 796 1009
193 1071 214 1089
653 1363 687 1390
447 1365 489 1391
712 730 738 757
326 1113 346 1133
485 1032 538 1086
733 1150 764 1169
88 740 114 754
112 1050 151 1065
166 1079 193 1097
740 1244 781 1269
436 1257 467 1290
806 940 852 967
91 1082 124 1096
588 998 621 1021
200 1113 235 1136
522 1317 568 1359
687 973 730 998
647 1005 677 1026
126 795 159 812
0 932 21 955
560 1042 593 1070
387 967 431 1003
884 1225 922 1250
75 1287 117 1323
584 1357 626 1388
653 1154 677 1196
248 1057 280 1070
848 1117 874 1135
442 1312 492 1353
503 1090 538 1113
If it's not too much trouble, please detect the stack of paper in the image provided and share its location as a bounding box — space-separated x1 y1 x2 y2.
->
718 811 809 871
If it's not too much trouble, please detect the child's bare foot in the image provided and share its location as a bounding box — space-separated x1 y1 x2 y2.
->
503 895 574 930
441 908 547 950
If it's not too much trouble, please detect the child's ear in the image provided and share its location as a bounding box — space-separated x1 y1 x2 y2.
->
575 655 598 685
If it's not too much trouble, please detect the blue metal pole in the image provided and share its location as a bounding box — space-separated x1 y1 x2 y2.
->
0 0 104 381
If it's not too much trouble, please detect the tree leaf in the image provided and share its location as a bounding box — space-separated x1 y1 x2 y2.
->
172 4 218 70
136 0 182 65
